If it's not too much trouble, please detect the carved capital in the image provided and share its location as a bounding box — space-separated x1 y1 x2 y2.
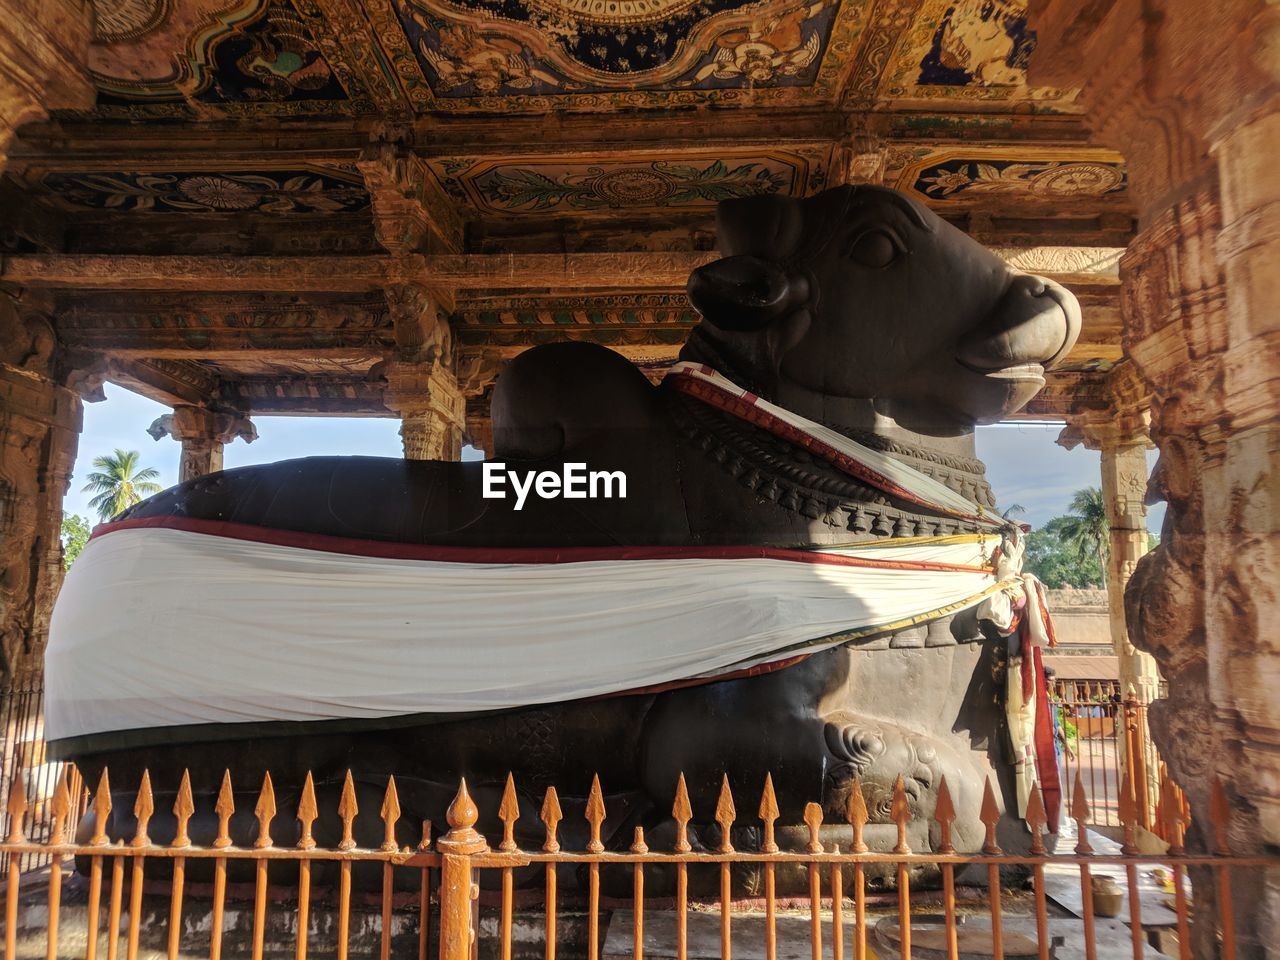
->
456 351 503 399
1057 363 1153 452
147 404 256 483
358 141 463 256
147 405 257 447
380 358 465 461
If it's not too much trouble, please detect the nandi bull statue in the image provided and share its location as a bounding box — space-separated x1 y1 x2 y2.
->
48 185 1078 894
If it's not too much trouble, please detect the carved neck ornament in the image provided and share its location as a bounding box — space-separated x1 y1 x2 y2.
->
664 361 1004 530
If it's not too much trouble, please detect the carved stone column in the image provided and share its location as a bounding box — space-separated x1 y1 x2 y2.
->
383 359 465 461
1058 369 1161 704
380 281 465 461
1032 0 1280 950
147 405 257 483
457 350 502 457
0 0 93 174
0 299 81 683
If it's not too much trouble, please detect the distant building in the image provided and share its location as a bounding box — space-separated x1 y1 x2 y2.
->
1043 588 1118 682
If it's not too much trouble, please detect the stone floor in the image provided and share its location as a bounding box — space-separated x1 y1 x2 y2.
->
1044 819 1186 929
602 910 1165 960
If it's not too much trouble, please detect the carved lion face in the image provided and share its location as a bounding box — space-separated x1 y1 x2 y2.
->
684 185 1081 435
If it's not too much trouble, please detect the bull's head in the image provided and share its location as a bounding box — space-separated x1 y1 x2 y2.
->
684 186 1080 435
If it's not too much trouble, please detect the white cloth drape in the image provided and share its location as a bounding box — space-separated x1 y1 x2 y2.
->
46 525 1010 742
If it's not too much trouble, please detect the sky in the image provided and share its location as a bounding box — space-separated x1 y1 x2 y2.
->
64 384 1164 532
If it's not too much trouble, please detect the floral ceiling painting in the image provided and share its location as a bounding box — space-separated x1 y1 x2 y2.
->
34 169 371 214
893 150 1128 205
391 0 868 106
430 148 830 215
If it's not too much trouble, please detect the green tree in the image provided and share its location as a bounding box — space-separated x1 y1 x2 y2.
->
1023 515 1105 588
1054 486 1110 588
60 513 92 569
82 449 162 522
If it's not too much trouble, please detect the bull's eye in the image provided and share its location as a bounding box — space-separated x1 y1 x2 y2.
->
846 229 901 268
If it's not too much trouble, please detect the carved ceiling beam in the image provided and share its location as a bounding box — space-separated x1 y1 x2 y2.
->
7 127 366 166
16 112 850 160
226 375 390 417
3 248 1125 295
75 345 389 362
96 357 222 409
53 293 396 357
15 107 1097 161
429 253 715 291
0 255 396 292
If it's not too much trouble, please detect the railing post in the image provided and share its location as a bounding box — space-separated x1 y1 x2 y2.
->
437 780 488 960
1122 690 1152 831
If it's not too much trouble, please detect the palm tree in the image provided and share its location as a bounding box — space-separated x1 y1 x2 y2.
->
82 449 162 522
1056 486 1110 587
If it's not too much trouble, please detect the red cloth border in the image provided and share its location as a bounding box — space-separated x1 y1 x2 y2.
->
1032 645 1064 831
91 515 993 574
590 653 811 701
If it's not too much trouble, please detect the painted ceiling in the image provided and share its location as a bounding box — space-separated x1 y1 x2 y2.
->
77 0 1078 114
429 146 833 215
19 1 1127 223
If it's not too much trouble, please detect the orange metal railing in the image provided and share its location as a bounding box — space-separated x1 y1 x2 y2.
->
2 763 1273 960
0 676 84 875
1050 680 1168 832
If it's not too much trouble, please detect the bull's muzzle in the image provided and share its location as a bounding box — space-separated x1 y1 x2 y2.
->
956 273 1081 376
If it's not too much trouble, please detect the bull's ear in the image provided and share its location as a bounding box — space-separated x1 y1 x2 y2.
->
716 194 804 258
687 255 808 331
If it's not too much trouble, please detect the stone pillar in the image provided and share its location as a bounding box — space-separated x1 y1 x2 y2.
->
457 351 502 458
381 281 466 461
383 360 465 461
1058 401 1162 704
0 0 93 174
1031 0 1280 951
1060 404 1164 829
147 405 257 483
0 300 80 683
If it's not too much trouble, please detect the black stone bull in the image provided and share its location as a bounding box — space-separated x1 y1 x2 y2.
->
62 186 1079 893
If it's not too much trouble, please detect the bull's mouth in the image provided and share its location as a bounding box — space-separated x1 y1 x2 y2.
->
957 359 1046 384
